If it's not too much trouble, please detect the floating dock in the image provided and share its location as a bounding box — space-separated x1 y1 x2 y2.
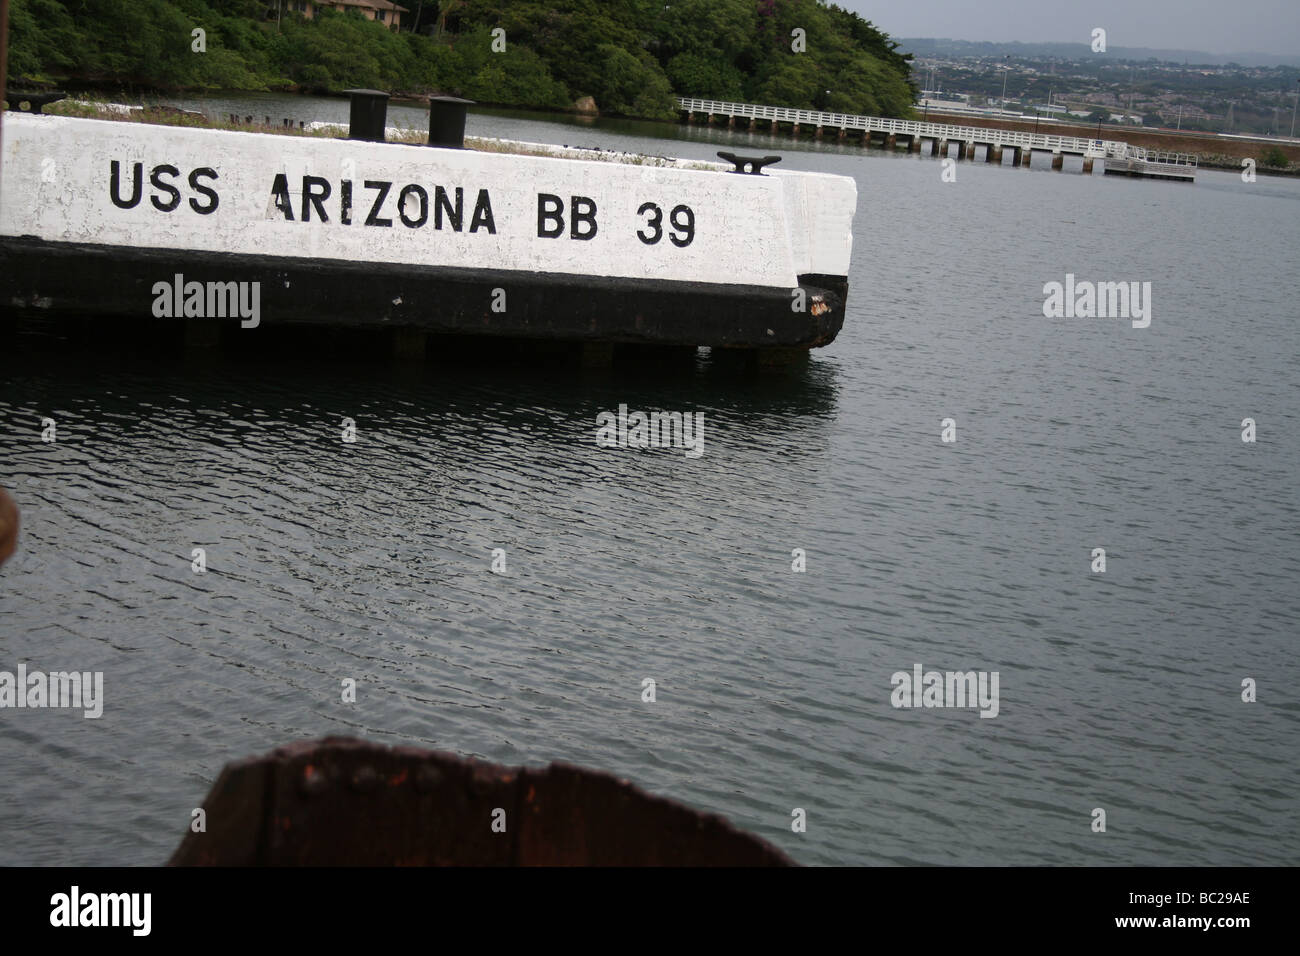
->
679 97 1197 181
0 93 857 354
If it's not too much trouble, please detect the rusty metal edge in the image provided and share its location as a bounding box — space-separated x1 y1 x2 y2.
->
169 736 797 867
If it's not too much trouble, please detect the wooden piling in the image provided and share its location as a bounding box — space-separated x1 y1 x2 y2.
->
184 319 222 355
579 342 614 367
392 327 426 361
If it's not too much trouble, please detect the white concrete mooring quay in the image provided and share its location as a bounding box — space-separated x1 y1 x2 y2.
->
679 97 1197 182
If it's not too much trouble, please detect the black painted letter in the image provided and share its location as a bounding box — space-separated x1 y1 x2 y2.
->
149 164 181 212
110 161 143 209
399 184 428 228
364 181 393 227
470 189 496 234
269 173 294 221
302 175 332 223
537 193 564 238
188 167 219 214
570 196 597 240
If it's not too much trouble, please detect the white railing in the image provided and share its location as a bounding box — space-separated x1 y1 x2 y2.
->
1124 145 1198 167
677 97 1197 170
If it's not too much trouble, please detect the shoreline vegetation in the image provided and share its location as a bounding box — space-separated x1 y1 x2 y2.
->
19 96 722 168
5 1 1292 174
5 0 917 121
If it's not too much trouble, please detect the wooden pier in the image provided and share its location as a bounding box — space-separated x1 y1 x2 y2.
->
678 97 1197 182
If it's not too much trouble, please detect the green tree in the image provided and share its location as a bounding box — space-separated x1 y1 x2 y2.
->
7 0 917 120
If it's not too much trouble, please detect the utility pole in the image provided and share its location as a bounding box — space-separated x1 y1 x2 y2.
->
1001 55 1010 104
1 0 8 192
1127 67 1134 123
1177 104 1182 130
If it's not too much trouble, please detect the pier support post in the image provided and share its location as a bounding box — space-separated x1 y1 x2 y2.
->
686 112 694 124
861 129 871 146
909 135 921 152
838 127 846 140
1082 157 1094 174
1020 148 1032 166
771 119 779 132
749 117 757 130
184 320 222 355
728 115 735 128
791 123 799 136
755 348 810 370
579 342 614 368
392 327 426 361
814 126 823 139
886 133 896 149
956 141 968 160
1051 152 1064 170
937 138 948 157
987 146 1002 163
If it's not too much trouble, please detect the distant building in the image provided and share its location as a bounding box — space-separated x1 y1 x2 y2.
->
284 0 406 31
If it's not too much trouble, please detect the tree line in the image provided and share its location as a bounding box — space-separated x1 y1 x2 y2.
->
6 0 916 119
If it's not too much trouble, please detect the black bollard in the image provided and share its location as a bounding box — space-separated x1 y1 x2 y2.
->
428 95 473 149
345 89 389 142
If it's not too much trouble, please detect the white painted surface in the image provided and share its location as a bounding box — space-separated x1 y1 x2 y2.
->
1 114 855 288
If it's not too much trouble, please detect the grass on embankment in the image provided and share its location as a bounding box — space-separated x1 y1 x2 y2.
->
6 95 712 168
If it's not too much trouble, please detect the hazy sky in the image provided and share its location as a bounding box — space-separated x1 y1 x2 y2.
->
839 0 1300 56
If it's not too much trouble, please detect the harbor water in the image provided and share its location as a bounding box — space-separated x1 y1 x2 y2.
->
1 96 1297 865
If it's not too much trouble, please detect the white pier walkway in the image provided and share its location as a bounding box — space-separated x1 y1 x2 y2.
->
677 97 1196 181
